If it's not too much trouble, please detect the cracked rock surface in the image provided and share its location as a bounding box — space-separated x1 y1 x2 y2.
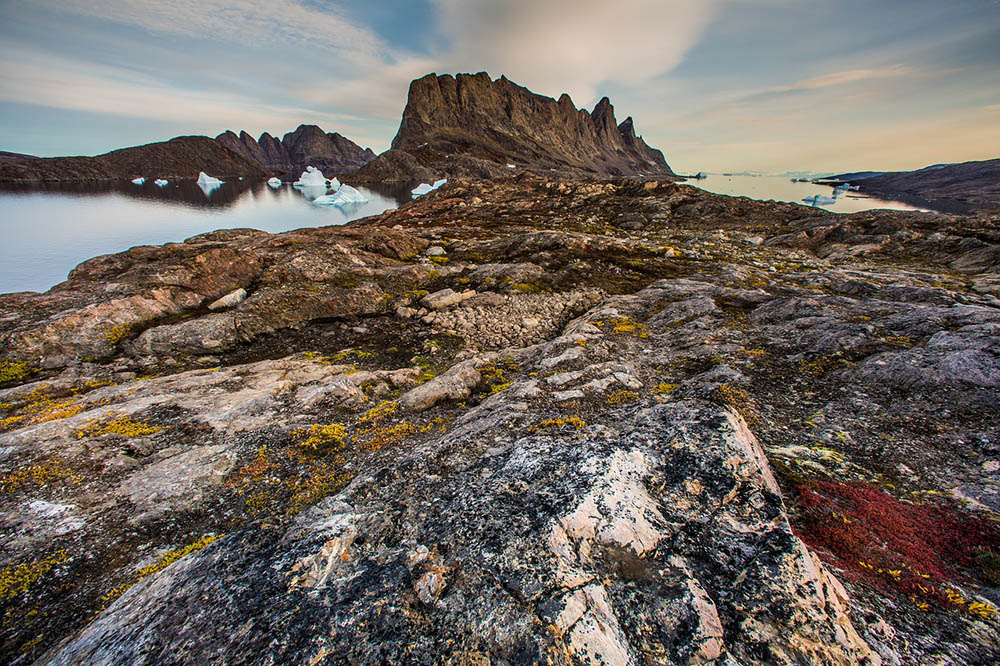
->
2 177 999 664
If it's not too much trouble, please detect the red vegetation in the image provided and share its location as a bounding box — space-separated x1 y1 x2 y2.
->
791 480 1000 607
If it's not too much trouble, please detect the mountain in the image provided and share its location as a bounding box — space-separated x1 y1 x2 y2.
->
0 136 267 183
353 72 677 182
216 125 376 176
835 158 1000 211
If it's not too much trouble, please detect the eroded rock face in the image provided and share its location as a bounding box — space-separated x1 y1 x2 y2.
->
215 124 376 176
2 177 999 664
354 72 678 182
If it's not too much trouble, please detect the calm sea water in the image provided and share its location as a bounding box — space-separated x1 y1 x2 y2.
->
0 179 410 294
0 173 939 295
685 174 930 214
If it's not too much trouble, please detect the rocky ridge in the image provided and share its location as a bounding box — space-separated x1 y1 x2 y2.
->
354 72 678 182
838 158 1000 213
216 125 376 177
1 178 999 664
0 136 267 183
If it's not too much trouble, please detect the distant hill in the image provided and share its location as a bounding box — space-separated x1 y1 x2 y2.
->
0 136 267 183
353 72 678 182
836 159 1000 212
216 125 376 176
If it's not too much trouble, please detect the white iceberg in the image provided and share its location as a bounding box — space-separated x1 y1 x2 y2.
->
802 195 837 206
312 184 369 206
267 177 282 188
411 178 447 198
197 172 223 186
154 179 168 187
293 166 328 188
131 177 145 185
507 163 516 168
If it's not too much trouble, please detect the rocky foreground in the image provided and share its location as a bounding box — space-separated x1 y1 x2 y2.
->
2 177 1000 664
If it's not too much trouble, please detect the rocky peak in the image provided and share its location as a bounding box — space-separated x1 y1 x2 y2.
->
358 72 676 182
214 124 374 176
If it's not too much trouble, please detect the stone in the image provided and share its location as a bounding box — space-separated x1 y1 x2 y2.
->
207 287 246 311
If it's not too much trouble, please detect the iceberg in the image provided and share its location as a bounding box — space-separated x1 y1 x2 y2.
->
802 195 837 206
293 166 329 188
131 177 145 185
154 179 168 187
197 172 223 186
507 163 516 168
267 177 282 188
411 178 447 198
312 184 369 206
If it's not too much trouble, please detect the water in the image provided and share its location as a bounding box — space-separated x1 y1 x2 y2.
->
0 179 410 294
684 174 931 215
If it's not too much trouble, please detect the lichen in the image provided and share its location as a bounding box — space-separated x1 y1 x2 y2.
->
0 550 69 603
296 423 348 452
0 360 36 384
74 413 165 439
0 460 81 493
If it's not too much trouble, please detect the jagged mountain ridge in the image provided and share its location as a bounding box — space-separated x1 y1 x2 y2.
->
0 136 267 183
216 125 376 176
354 72 677 182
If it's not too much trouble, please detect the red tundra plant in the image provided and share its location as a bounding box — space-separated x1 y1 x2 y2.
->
792 480 1000 608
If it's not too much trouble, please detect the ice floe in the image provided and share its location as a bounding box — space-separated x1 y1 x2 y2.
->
293 166 329 188
411 178 447 198
312 184 368 206
154 179 168 187
802 195 837 206
197 172 223 186
267 177 282 188
131 177 145 185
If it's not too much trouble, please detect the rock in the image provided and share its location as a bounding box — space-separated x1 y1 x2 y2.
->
420 288 476 310
353 73 677 182
398 357 486 411
207 288 246 311
425 246 447 257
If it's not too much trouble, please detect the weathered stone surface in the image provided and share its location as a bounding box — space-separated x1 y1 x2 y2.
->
2 176 999 665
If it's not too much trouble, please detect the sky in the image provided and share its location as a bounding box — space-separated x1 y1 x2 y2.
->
0 0 998 174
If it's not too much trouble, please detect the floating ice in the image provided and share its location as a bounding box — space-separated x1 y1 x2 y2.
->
802 195 837 206
507 163 516 168
293 166 328 188
411 178 447 198
154 179 169 187
197 172 223 186
131 177 145 185
267 177 282 188
312 184 368 206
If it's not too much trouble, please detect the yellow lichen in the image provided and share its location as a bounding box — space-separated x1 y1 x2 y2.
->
606 389 639 405
712 384 759 426
296 423 348 451
0 460 81 493
359 400 399 424
0 550 68 603
0 360 36 383
529 417 587 432
652 383 679 395
74 413 165 439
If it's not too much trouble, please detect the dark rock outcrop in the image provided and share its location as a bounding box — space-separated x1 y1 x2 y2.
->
353 72 677 182
215 125 376 176
0 136 267 183
840 158 1000 212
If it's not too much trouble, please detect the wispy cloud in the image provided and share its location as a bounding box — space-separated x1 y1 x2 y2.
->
29 0 387 65
429 0 719 105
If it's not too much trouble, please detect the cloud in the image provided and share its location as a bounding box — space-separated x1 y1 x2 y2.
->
0 45 367 137
429 0 719 104
29 0 387 66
